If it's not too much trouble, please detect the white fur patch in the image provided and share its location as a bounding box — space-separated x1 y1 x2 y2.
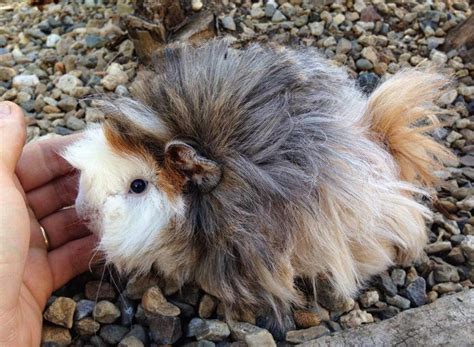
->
63 125 183 274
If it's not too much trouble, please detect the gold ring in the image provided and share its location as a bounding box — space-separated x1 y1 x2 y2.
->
39 224 50 251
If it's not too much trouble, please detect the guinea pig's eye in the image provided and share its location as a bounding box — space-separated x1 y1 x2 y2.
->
129 179 148 194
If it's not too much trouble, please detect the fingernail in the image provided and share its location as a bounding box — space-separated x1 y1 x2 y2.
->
0 103 11 118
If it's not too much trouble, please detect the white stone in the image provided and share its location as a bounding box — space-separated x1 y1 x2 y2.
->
192 0 203 11
56 74 83 95
429 49 448 65
309 21 324 36
439 89 458 106
46 34 61 47
101 63 129 91
333 13 345 26
12 74 40 89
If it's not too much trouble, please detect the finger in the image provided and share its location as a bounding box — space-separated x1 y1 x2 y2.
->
48 234 100 290
0 102 30 311
26 173 78 219
39 208 91 249
16 133 80 192
0 102 25 173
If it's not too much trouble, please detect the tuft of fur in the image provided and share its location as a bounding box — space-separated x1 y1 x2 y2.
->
65 40 454 328
364 70 456 186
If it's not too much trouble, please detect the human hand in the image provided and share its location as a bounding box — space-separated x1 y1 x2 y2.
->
0 102 98 346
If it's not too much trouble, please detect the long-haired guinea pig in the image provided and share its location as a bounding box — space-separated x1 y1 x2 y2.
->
63 40 454 326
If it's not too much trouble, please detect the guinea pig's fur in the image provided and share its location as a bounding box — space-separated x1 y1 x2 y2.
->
63 40 454 326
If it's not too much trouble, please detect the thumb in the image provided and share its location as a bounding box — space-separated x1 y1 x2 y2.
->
0 102 26 173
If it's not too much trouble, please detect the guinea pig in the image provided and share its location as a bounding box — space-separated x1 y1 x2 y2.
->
63 40 454 326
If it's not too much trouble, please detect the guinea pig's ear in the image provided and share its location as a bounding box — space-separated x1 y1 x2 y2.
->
165 140 221 193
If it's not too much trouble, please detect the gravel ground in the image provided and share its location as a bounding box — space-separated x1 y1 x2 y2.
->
0 0 473 346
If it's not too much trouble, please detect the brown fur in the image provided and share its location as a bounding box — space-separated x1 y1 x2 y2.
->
364 70 458 186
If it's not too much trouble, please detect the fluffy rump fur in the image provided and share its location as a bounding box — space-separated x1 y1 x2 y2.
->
74 40 453 325
365 70 456 186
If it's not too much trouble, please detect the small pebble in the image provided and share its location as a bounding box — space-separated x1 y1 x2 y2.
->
285 325 330 344
93 300 121 324
43 297 76 329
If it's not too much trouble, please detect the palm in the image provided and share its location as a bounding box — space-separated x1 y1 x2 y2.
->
0 105 97 347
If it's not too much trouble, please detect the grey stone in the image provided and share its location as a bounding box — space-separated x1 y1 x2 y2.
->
272 10 287 23
391 269 406 287
356 58 373 70
74 299 95 320
55 126 74 136
433 263 460 283
265 2 277 17
188 317 205 337
75 317 101 336
376 272 398 297
336 38 352 54
183 341 216 347
100 325 129 345
66 115 85 131
298 290 474 347
250 7 266 19
221 16 236 31
124 324 148 344
85 34 106 48
460 155 474 167
58 95 77 112
286 326 330 344
279 3 295 18
149 314 182 344
118 336 144 347
229 321 276 347
119 296 136 326
188 319 230 342
385 294 411 309
403 277 427 307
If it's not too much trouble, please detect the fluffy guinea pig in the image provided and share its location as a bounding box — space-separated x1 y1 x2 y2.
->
63 40 454 326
